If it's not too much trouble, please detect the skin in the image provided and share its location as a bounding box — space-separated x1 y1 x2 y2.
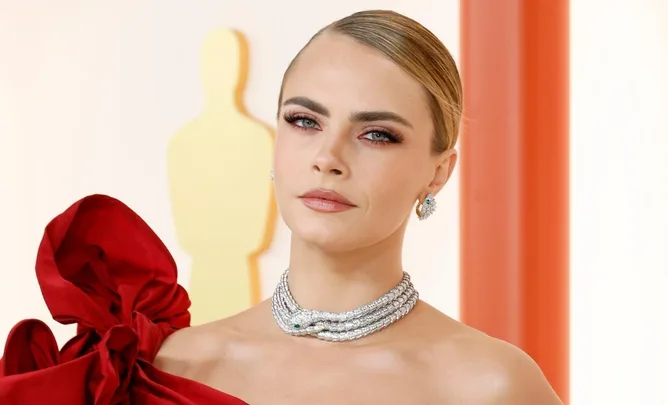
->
154 32 563 405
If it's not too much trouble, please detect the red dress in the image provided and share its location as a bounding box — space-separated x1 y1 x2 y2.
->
0 195 249 404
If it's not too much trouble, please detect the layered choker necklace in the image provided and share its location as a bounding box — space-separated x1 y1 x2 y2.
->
271 269 419 342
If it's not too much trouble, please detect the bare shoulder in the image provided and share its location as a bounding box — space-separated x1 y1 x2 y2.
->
438 332 564 404
153 323 220 376
412 303 563 405
153 311 249 377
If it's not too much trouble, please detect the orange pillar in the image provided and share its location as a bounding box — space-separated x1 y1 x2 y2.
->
460 0 569 402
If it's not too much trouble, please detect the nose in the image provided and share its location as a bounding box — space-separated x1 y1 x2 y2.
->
311 132 349 177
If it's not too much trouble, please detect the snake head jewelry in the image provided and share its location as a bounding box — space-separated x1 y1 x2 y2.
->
416 193 436 220
288 311 326 334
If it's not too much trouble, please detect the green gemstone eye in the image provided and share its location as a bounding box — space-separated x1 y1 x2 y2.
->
293 324 301 329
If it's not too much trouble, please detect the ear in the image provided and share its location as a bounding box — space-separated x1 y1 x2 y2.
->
426 149 457 197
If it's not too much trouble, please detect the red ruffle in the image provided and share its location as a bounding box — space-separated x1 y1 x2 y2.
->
0 195 247 404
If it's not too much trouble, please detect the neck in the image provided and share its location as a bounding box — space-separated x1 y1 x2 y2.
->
285 226 407 313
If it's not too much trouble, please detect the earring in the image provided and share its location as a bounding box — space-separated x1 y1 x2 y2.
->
416 194 436 220
269 170 275 181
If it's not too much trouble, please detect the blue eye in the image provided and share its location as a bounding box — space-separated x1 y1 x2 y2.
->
363 132 392 142
295 118 318 128
283 113 321 130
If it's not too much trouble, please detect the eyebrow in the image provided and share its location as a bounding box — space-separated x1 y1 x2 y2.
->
282 96 413 128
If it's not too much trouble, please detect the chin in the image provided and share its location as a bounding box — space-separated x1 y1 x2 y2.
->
290 218 364 253
288 216 402 255
280 206 366 253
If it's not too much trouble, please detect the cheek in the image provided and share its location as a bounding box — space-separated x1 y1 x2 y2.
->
273 128 300 173
365 164 421 216
272 127 311 208
274 123 314 160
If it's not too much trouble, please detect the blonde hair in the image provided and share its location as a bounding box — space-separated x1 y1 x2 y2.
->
278 10 463 153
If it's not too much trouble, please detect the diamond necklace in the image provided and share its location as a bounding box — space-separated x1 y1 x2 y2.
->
271 269 419 342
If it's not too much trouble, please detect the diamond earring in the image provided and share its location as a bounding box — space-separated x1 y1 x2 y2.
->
416 194 436 220
269 170 275 181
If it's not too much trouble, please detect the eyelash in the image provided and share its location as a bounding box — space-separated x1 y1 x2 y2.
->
282 112 403 146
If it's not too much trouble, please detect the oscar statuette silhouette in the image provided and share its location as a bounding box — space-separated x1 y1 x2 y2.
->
167 28 276 324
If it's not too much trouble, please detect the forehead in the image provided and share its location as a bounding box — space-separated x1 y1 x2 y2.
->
282 33 430 123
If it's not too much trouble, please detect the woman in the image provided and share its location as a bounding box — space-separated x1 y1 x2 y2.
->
0 10 563 405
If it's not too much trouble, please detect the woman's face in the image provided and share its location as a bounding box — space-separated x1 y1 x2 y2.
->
274 33 455 253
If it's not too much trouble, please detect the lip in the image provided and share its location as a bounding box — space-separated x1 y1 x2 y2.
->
299 189 357 213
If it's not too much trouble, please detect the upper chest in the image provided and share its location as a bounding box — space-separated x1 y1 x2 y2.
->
184 343 444 405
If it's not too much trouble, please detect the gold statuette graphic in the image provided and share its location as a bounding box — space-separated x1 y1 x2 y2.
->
167 28 276 325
